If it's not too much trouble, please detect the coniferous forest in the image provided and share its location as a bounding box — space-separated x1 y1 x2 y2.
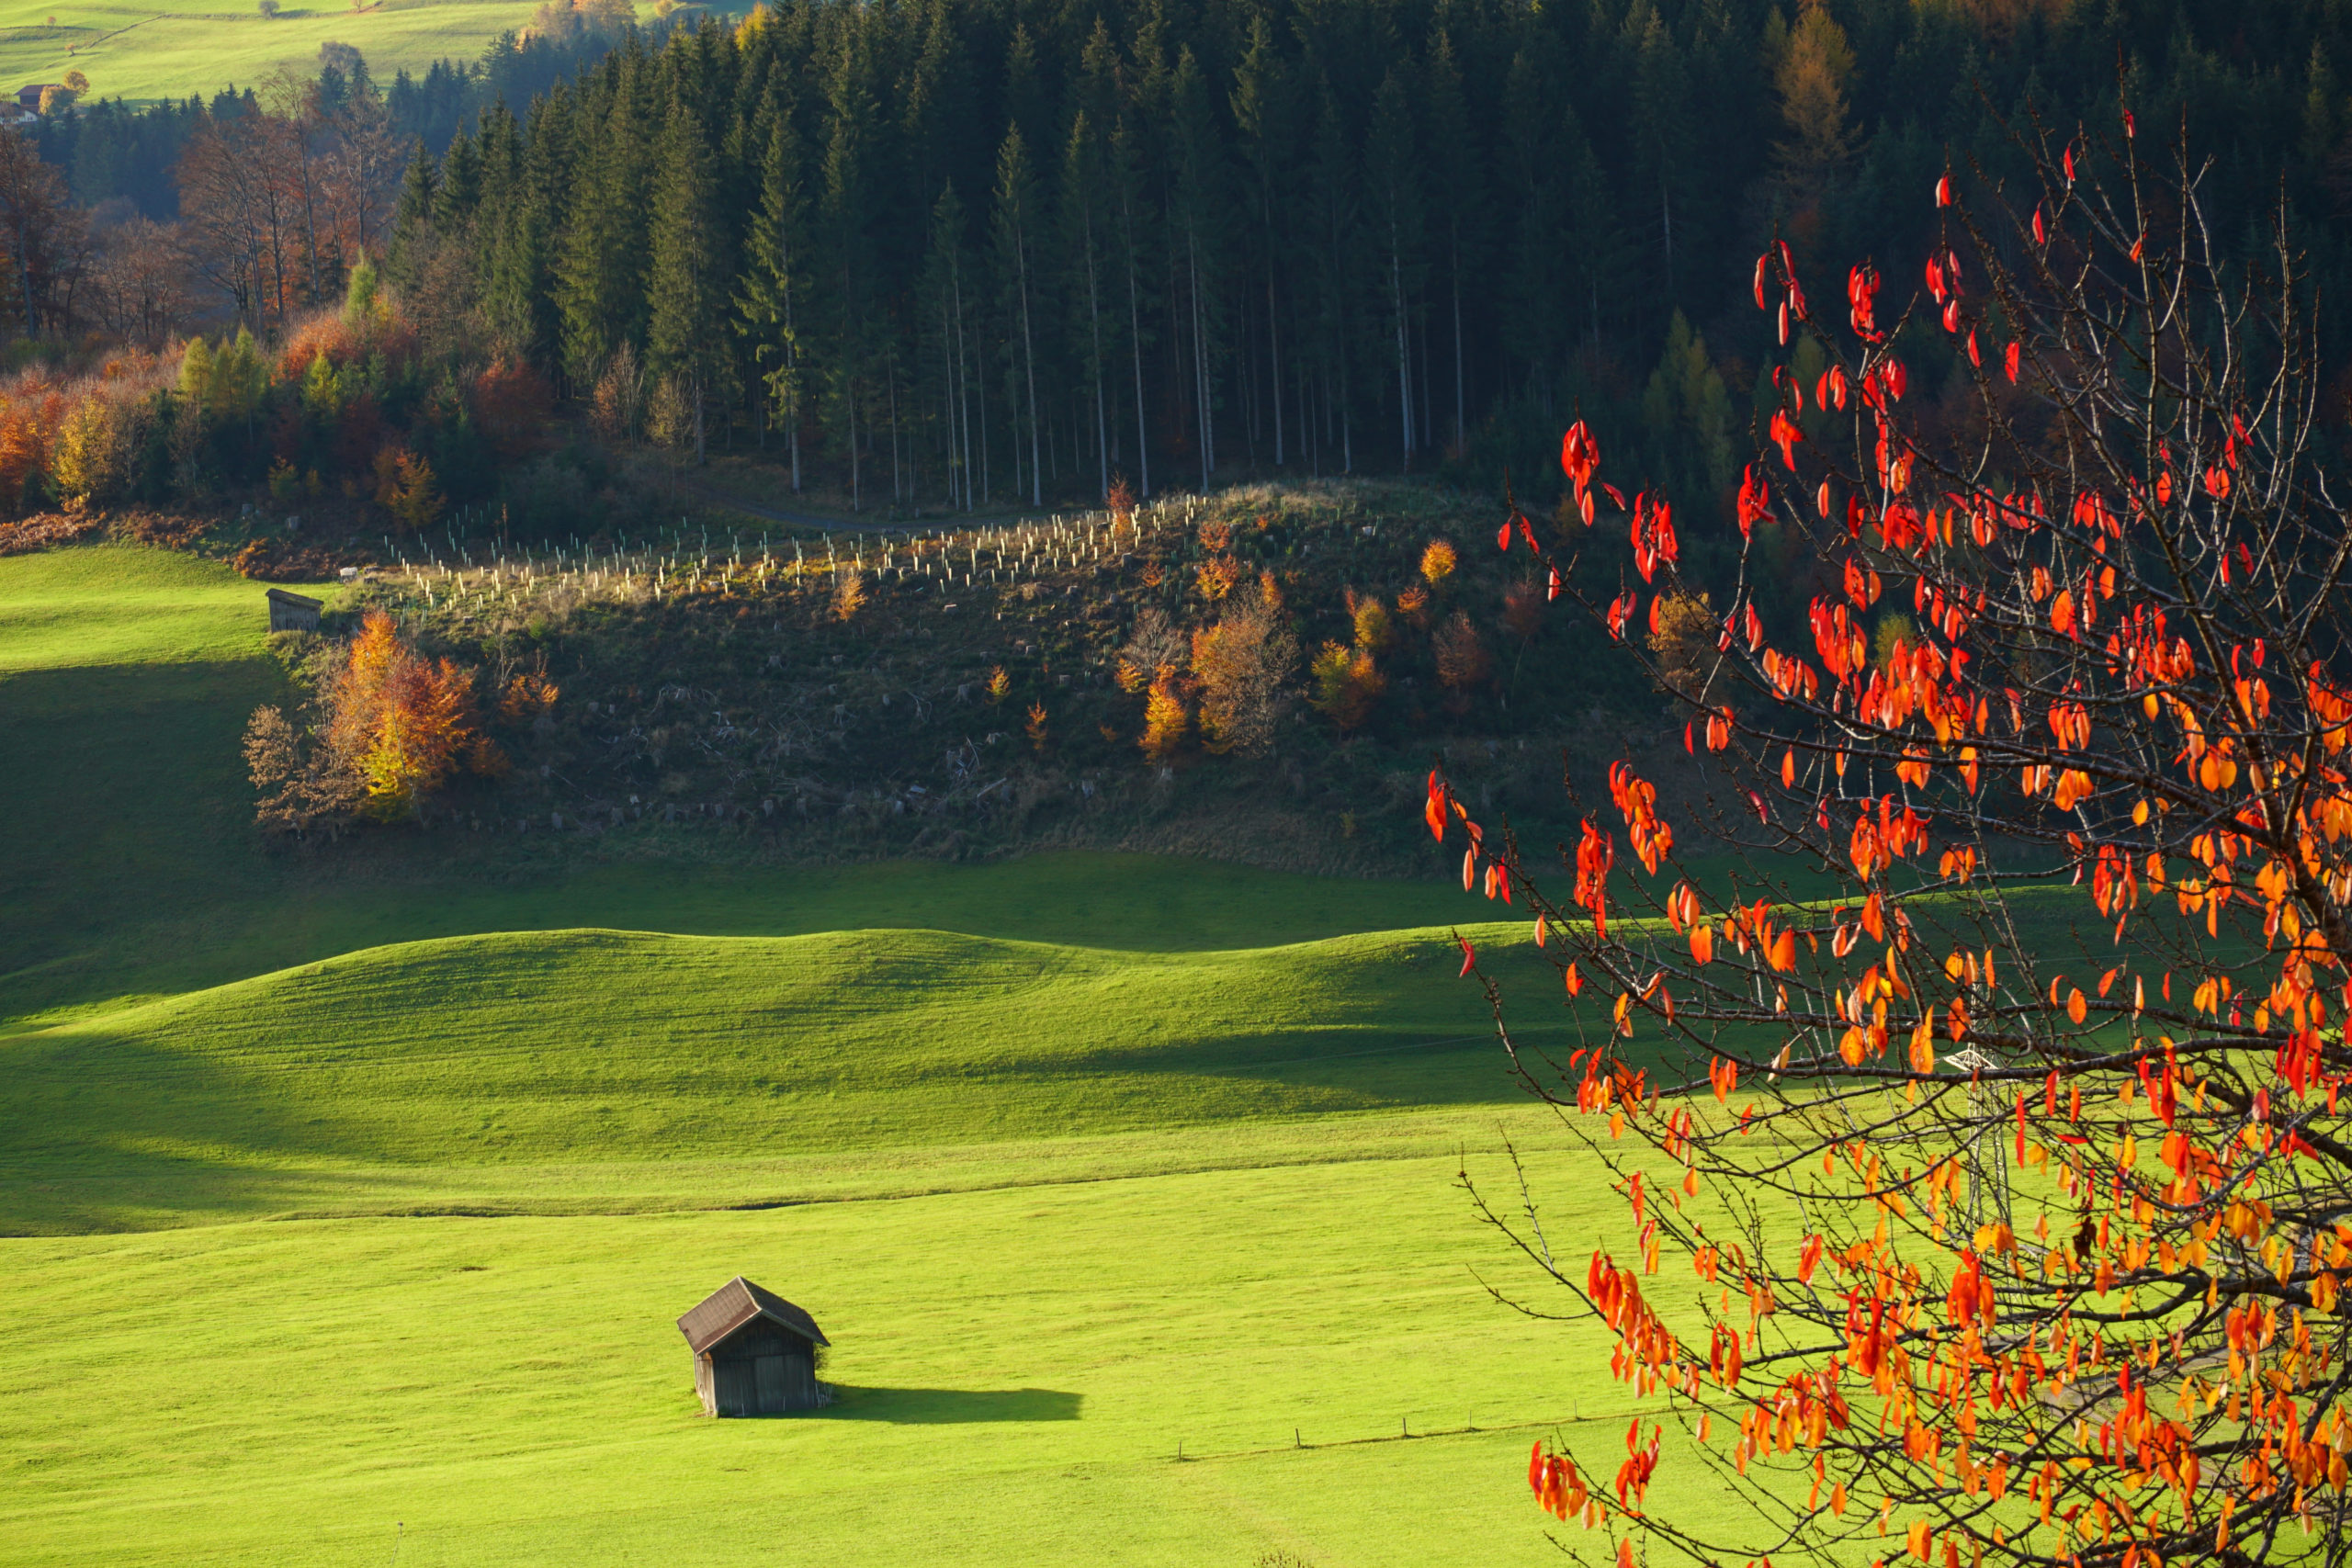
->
379 0 2352 525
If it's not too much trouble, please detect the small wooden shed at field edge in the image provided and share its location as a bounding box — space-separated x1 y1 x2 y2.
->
266 587 322 633
677 1277 830 1416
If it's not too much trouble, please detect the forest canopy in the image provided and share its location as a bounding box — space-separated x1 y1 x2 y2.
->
368 0 2352 520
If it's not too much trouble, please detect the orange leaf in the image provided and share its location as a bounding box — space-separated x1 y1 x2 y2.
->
2067 987 2087 1025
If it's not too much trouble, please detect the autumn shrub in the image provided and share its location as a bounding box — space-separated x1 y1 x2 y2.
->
0 390 62 512
471 357 554 459
496 669 560 727
109 509 206 547
1306 642 1384 730
243 703 364 840
50 393 146 507
1138 669 1191 761
1501 581 1546 642
232 539 347 581
1349 591 1392 651
322 609 493 821
589 343 644 445
646 374 692 450
1430 612 1488 709
0 511 102 554
1193 553 1241 601
243 609 523 835
1643 586 1713 698
1190 599 1298 756
1119 607 1187 691
371 445 442 532
1419 537 1457 584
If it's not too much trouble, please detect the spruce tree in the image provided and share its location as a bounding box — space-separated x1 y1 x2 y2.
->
387 139 439 268
554 70 650 388
736 91 808 489
648 104 729 460
918 183 977 510
992 122 1044 507
1229 14 1295 468
819 28 877 509
1365 64 1423 469
435 129 482 227
1059 111 1113 502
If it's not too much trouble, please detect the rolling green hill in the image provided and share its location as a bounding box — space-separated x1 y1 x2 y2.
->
0 919 1567 1234
0 0 560 106
1 538 1680 1568
0 545 1482 1031
4 538 2111 1565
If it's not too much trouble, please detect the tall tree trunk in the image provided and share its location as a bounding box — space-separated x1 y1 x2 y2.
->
1016 231 1041 508
1187 226 1211 491
1452 224 1464 453
1268 259 1283 467
1392 232 1410 473
785 247 800 493
1123 205 1148 498
954 265 975 511
1086 239 1107 502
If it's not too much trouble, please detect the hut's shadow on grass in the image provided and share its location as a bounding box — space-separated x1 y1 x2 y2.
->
821 1386 1082 1423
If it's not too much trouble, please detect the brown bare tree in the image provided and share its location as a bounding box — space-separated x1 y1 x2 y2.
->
0 131 77 335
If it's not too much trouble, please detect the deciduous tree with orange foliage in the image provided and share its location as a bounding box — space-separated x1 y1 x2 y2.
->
1441 112 2352 1568
248 609 509 832
326 608 494 819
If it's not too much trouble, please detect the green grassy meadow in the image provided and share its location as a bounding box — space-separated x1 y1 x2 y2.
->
0 0 569 106
1 542 1679 1566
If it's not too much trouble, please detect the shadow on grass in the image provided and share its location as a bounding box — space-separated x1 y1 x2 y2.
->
821 1385 1083 1422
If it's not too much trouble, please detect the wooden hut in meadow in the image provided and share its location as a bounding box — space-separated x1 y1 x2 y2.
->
676 1277 830 1416
266 588 322 633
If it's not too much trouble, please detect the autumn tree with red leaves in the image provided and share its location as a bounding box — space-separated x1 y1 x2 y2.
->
1442 112 2352 1568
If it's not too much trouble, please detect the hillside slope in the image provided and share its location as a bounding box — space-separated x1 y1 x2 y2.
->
0 920 1566 1233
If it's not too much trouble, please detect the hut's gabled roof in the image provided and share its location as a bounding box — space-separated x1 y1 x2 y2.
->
676 1276 829 1354
265 588 323 609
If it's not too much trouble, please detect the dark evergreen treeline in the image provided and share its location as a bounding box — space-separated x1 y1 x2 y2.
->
382 0 2352 518
25 17 636 220
32 93 232 219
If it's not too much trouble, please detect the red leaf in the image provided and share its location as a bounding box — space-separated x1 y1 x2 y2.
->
1935 173 1952 208
1458 937 1476 977
1560 420 1600 491
2004 342 2020 385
